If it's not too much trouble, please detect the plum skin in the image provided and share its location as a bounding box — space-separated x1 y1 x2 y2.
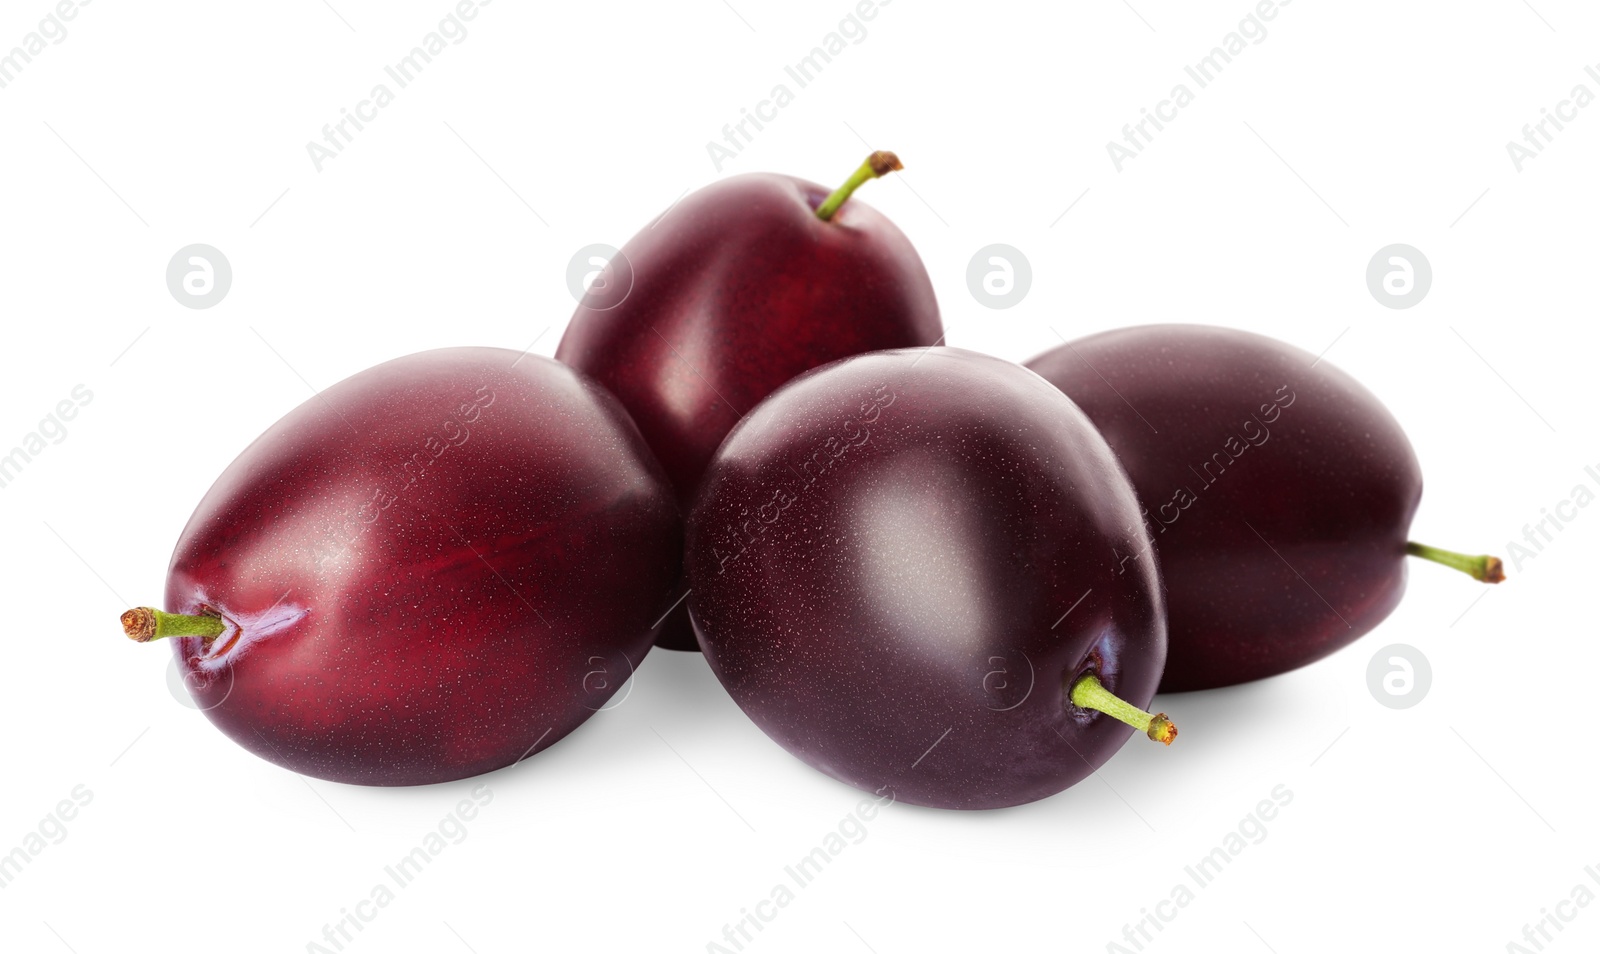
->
165 348 681 785
686 347 1165 810
1027 324 1423 692
557 171 942 650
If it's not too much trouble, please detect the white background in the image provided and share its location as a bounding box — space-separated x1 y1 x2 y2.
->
1 1 1596 952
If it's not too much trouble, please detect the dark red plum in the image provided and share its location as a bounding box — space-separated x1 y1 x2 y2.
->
686 347 1173 811
1027 324 1502 692
120 348 680 785
558 152 942 650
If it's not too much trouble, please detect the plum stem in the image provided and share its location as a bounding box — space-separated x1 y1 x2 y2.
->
1069 674 1176 745
120 607 225 643
815 151 903 222
1405 541 1506 583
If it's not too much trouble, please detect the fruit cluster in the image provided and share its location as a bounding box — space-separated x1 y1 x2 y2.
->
120 152 1501 810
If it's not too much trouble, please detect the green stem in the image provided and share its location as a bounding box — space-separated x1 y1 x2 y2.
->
1069 674 1177 745
815 151 903 222
1405 541 1505 583
120 607 225 643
